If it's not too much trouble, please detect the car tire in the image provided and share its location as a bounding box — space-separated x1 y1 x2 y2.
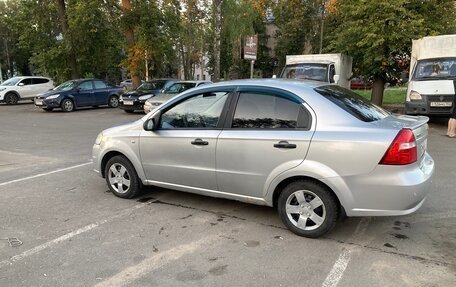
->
4 93 19 105
105 155 141 199
277 180 339 238
61 99 75 112
108 95 119 108
124 110 134 113
42 107 53 112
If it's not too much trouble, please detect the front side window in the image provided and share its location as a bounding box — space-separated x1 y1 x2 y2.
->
160 92 229 129
232 92 307 129
165 83 197 94
19 78 33 86
94 80 107 89
78 81 93 91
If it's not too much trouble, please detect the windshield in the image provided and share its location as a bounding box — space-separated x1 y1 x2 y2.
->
281 64 329 82
413 58 456 80
53 80 79 91
1 77 22 86
137 80 166 91
165 83 196 94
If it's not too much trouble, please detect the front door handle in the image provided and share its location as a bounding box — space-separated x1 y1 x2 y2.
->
191 138 209 146
273 141 297 149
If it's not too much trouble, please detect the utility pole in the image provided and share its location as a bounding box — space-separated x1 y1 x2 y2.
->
319 1 325 54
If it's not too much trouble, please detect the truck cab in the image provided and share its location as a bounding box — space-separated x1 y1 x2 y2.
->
278 54 353 89
406 35 456 116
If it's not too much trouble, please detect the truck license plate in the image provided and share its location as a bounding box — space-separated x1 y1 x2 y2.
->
430 102 452 107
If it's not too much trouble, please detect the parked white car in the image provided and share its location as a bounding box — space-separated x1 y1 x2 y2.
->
0 76 54 105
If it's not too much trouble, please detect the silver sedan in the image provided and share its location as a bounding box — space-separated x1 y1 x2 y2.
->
92 79 434 238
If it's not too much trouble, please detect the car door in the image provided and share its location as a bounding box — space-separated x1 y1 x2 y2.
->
17 78 34 99
139 88 233 190
93 80 109 105
32 78 52 95
216 87 314 199
74 81 95 107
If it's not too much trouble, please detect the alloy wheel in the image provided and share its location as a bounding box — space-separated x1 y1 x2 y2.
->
107 163 131 194
285 190 326 231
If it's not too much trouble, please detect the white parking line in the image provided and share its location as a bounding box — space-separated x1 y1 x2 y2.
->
94 235 221 287
0 162 92 187
0 201 150 269
321 218 371 287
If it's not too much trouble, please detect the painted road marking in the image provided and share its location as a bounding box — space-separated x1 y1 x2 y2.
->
0 201 151 269
0 162 92 187
321 218 371 287
95 235 221 287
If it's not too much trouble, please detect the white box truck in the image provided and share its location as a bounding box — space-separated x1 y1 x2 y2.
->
406 34 456 116
278 53 353 89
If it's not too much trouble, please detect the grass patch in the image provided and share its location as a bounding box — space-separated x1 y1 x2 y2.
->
354 88 406 105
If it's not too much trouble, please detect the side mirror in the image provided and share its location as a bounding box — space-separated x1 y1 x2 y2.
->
75 88 81 93
333 75 340 84
143 111 160 131
18 83 25 86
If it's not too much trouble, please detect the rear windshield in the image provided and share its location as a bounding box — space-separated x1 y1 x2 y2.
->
314 85 389 122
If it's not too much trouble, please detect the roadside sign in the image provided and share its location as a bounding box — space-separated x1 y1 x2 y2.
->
244 35 258 60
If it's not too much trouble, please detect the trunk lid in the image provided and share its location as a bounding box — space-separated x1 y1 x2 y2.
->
373 114 429 161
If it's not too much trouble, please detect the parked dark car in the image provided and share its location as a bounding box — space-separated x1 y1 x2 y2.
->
34 79 123 112
119 79 177 113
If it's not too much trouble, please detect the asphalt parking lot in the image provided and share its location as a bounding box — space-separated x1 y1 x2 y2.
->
0 103 455 287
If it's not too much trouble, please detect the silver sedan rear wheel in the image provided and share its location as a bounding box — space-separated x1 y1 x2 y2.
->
285 190 326 231
278 180 338 238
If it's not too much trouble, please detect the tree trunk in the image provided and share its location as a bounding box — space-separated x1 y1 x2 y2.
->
55 0 78 79
371 77 385 106
121 0 141 89
213 0 222 82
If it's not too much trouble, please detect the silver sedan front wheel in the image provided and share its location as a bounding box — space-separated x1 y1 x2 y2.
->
107 163 131 194
105 155 141 198
278 180 338 238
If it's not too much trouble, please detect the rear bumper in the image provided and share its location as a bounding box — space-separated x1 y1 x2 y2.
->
323 152 435 217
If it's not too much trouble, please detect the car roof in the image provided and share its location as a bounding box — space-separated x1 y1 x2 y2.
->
10 76 50 79
198 79 327 89
173 80 212 84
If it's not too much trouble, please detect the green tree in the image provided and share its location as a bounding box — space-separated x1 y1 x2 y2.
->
274 0 324 68
326 0 456 105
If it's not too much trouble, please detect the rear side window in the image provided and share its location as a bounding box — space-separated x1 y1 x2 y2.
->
314 85 389 122
232 92 310 129
33 78 49 84
94 80 107 89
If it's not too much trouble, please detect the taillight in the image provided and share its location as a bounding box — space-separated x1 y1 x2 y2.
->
379 129 417 165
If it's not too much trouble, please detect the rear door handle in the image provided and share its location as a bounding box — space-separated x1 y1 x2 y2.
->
191 138 209 146
273 141 296 149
